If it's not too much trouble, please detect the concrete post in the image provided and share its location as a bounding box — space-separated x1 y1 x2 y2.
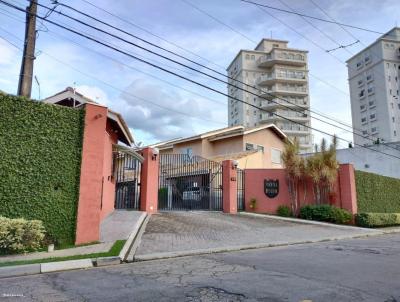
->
338 164 358 215
222 160 237 214
140 148 159 214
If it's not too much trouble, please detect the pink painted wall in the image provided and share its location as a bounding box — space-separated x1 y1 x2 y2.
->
140 148 159 214
222 160 237 214
75 103 108 245
244 164 358 215
100 122 118 220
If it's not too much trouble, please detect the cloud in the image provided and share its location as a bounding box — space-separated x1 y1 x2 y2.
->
116 79 223 143
0 39 18 65
76 85 110 106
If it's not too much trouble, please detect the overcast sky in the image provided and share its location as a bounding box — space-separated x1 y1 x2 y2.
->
0 0 399 147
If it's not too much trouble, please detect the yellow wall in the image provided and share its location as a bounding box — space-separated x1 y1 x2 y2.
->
159 128 285 169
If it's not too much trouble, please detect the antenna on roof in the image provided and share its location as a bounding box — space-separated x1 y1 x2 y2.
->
73 81 76 108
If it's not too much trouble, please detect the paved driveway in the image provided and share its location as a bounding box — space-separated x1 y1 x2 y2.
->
135 212 376 259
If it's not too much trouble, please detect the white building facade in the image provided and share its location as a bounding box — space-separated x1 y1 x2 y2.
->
347 27 400 146
227 39 312 152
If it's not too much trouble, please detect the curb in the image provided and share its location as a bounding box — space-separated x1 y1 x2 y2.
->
0 212 148 279
239 212 375 231
128 215 151 262
119 212 148 262
134 231 383 262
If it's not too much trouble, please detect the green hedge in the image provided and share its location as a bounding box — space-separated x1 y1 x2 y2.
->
0 93 84 245
355 170 400 213
355 213 400 228
299 205 352 224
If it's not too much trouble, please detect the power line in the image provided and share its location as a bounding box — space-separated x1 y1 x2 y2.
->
180 0 257 44
241 0 386 35
78 0 225 70
177 0 364 133
3 2 400 161
0 28 227 127
55 0 360 137
277 0 357 55
242 0 397 150
13 0 396 150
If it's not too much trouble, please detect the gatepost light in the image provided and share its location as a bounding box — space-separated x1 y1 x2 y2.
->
232 160 239 169
152 148 159 161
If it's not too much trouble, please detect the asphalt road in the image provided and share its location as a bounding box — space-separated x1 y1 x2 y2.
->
1 233 400 302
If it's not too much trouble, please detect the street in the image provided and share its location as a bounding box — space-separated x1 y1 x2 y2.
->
1 233 399 302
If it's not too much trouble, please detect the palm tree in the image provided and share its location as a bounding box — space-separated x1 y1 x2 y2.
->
306 136 339 204
281 138 303 215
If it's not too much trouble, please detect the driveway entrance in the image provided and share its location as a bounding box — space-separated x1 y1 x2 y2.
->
134 212 375 258
158 154 223 211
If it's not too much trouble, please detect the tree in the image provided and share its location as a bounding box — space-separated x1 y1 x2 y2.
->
306 136 339 204
281 138 304 216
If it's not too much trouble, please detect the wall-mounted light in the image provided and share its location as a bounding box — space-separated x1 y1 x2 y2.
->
232 160 239 170
152 148 159 161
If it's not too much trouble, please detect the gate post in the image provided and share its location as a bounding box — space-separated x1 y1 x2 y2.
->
139 147 159 214
222 160 237 214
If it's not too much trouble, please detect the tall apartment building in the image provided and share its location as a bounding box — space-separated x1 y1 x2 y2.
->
227 39 312 152
347 27 400 146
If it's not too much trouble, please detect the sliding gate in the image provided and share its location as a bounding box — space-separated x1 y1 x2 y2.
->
158 154 223 211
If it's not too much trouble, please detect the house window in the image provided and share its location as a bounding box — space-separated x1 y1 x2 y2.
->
257 145 264 153
245 143 254 151
271 148 282 164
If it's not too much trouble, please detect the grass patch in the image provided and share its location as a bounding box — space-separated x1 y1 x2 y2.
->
0 240 125 267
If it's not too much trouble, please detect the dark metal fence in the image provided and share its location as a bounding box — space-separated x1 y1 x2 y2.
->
113 152 141 209
158 154 223 211
237 169 245 211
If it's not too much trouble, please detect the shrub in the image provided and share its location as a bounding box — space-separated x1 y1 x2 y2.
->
277 205 293 217
299 205 352 224
0 216 46 254
355 213 400 228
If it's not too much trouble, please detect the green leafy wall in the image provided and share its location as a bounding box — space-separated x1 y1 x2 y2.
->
355 170 400 213
0 93 84 245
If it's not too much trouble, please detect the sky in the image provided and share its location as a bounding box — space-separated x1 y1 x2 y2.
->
0 0 399 148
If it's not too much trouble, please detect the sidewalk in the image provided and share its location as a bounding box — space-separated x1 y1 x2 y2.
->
0 210 144 264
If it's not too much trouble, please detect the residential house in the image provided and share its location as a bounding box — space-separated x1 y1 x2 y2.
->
151 124 287 169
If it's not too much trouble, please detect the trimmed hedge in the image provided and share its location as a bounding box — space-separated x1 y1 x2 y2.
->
277 205 292 217
355 213 400 228
0 93 84 245
355 170 400 213
299 205 352 224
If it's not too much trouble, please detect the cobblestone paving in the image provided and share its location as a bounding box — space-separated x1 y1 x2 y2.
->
135 212 374 256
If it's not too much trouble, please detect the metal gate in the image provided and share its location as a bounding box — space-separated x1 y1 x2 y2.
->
158 154 223 211
113 151 141 209
237 169 245 211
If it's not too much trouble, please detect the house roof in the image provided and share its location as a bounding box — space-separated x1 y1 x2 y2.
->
150 124 287 150
43 87 134 146
209 150 259 163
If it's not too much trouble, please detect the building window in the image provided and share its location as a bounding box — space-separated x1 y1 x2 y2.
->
257 145 265 153
370 113 376 120
361 117 367 124
359 89 365 98
360 104 366 111
371 127 378 133
395 130 397 136
358 79 363 86
362 130 368 136
366 74 373 82
367 87 374 95
369 100 375 108
393 117 395 123
271 148 282 164
245 143 254 151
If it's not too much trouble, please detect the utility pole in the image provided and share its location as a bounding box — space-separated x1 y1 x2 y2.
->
17 0 37 98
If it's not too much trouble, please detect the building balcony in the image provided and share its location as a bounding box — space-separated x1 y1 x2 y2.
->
257 73 307 86
260 98 308 109
257 50 307 68
259 113 309 123
259 86 308 99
